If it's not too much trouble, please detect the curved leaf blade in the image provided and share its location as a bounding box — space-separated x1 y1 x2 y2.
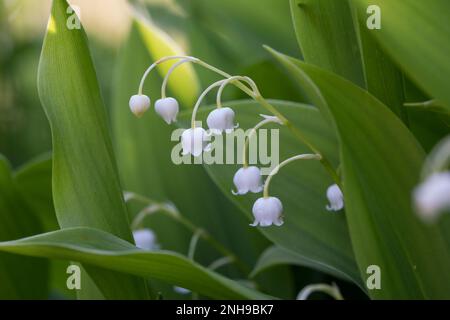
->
0 156 49 299
251 246 353 283
0 227 271 300
269 49 450 299
351 0 450 108
290 0 364 86
37 0 148 299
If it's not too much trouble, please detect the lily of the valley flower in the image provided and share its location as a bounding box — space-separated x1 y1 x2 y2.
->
133 228 158 250
155 97 179 124
326 184 344 212
181 127 210 157
251 196 284 227
207 107 237 133
232 166 263 195
129 94 151 118
249 154 322 228
414 171 450 222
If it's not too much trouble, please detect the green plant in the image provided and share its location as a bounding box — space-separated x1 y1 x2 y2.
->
1 0 449 300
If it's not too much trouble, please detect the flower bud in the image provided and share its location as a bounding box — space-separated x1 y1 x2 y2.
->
251 197 284 227
326 184 344 212
133 228 158 250
181 127 210 157
232 166 263 195
414 172 450 222
207 107 237 133
155 97 179 124
129 94 151 118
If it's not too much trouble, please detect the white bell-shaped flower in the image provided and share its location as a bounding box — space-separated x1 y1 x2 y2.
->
181 127 210 157
326 184 344 212
155 97 179 124
206 107 237 133
129 94 151 118
232 166 263 195
414 172 450 221
133 229 158 250
251 197 284 227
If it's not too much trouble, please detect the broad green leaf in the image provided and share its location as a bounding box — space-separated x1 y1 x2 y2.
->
349 2 406 120
251 245 352 283
112 19 295 298
135 15 199 107
0 155 48 299
37 0 148 299
0 227 271 300
179 100 361 287
351 0 450 108
290 0 364 87
14 153 58 232
269 49 450 299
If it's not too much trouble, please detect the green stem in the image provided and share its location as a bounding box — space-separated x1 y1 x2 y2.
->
125 192 249 274
254 96 342 188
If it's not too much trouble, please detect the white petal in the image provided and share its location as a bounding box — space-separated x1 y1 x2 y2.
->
133 229 158 250
155 97 179 124
207 107 236 132
326 184 344 212
129 95 150 118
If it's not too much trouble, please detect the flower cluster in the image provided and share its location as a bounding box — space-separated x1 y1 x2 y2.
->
130 55 344 228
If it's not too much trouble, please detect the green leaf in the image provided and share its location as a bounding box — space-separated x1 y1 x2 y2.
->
178 100 361 287
37 0 148 299
0 227 271 300
268 48 450 299
349 2 407 120
351 0 450 108
251 245 351 282
111 18 295 299
14 153 58 232
0 155 49 299
290 0 364 87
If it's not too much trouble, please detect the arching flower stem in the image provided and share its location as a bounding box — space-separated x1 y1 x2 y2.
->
242 115 283 168
124 191 249 274
138 55 341 187
263 154 322 198
191 77 257 128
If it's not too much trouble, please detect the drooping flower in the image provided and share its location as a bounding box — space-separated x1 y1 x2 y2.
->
251 196 284 227
326 184 344 212
155 97 179 124
181 127 210 157
414 172 450 222
133 229 158 250
129 94 151 118
232 166 263 195
206 107 237 133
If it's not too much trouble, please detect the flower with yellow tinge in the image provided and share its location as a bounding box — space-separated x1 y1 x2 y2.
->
129 94 151 118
